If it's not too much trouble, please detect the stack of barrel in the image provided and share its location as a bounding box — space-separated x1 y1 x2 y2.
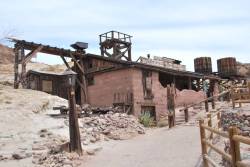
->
194 57 212 74
217 57 237 78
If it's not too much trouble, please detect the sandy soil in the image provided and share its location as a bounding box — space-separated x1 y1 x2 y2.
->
0 84 69 167
82 125 201 167
0 44 14 64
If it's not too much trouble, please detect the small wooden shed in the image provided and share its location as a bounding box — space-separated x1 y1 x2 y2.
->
26 70 68 99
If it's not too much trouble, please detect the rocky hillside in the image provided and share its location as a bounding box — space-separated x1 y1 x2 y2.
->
237 62 250 78
0 44 14 64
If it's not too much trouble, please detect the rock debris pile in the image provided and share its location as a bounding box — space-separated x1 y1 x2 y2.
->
32 129 83 167
221 111 250 137
78 111 145 145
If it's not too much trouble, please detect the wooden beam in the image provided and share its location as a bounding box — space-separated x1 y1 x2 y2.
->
76 78 88 104
203 139 232 163
21 45 43 64
60 56 70 69
204 155 220 167
69 53 84 74
11 38 82 58
79 59 88 104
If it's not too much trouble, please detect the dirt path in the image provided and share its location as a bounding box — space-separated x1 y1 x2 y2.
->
83 125 202 167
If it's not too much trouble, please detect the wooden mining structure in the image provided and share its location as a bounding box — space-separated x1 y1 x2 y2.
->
11 31 222 121
99 31 132 61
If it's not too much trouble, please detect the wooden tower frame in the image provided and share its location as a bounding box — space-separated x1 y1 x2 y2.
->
99 31 132 61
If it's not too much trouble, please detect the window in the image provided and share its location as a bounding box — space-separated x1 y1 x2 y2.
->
141 106 156 121
87 76 94 86
142 70 153 99
88 59 93 68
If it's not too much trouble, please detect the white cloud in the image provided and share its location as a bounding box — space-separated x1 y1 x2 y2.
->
0 0 250 71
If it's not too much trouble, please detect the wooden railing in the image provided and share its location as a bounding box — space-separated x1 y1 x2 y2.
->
199 112 250 167
179 90 230 122
231 84 250 108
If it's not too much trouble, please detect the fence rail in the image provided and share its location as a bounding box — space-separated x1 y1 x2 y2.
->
199 112 250 167
180 90 230 123
231 84 250 108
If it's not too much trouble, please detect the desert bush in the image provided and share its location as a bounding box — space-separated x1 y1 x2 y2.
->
139 111 154 127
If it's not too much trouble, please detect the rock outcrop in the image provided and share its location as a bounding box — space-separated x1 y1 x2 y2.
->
0 44 14 64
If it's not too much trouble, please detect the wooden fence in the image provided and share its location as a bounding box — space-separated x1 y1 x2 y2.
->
231 84 250 109
179 90 230 123
199 111 250 167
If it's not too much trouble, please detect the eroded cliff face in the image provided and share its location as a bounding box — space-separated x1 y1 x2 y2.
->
237 62 250 78
0 44 14 64
175 89 205 107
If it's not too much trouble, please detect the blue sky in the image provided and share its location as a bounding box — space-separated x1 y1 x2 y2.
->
0 0 250 71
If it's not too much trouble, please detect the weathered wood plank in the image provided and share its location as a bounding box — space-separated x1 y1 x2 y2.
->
21 45 43 64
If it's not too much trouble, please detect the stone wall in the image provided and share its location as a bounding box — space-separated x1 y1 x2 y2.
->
131 68 167 121
87 67 206 121
87 68 133 107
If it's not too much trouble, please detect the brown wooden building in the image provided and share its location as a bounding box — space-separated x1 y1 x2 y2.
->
26 70 69 100
11 31 221 121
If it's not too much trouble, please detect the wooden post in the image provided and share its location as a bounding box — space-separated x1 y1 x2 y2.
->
184 108 189 122
231 87 235 109
226 91 231 103
168 113 173 128
205 100 209 112
211 98 215 109
20 47 26 88
207 113 213 139
68 83 82 155
211 93 215 109
171 84 176 126
197 79 201 91
188 77 192 90
217 112 221 129
167 84 175 128
167 85 172 128
14 44 20 89
128 45 132 61
228 126 241 167
199 120 208 167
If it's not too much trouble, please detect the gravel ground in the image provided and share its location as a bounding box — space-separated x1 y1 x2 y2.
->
82 125 202 167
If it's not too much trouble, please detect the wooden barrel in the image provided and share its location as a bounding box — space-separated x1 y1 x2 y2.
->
194 57 212 74
217 57 237 77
